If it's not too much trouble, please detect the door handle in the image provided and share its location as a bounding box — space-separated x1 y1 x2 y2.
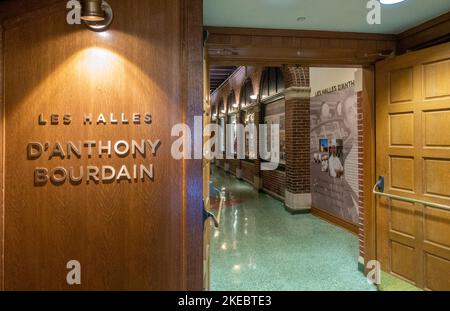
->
373 176 450 212
375 176 384 193
203 199 219 228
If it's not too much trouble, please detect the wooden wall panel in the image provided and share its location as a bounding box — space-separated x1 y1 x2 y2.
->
0 23 4 291
0 0 203 290
423 59 450 99
397 12 450 54
205 27 397 66
183 0 204 290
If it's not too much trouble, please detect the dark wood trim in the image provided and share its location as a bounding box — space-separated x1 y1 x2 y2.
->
311 207 359 235
398 12 450 39
284 205 311 215
362 66 376 275
183 0 204 291
397 12 450 54
205 26 397 66
206 12 450 66
206 26 397 41
0 23 4 291
0 0 65 28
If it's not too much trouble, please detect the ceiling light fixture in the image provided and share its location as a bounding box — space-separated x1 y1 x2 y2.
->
81 0 114 31
380 0 406 4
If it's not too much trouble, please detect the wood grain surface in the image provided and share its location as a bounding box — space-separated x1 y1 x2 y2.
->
0 0 203 290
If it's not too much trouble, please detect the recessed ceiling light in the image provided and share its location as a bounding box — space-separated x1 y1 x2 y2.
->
380 0 406 4
296 16 307 22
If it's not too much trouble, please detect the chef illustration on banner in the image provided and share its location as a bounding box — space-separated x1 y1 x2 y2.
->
328 139 344 178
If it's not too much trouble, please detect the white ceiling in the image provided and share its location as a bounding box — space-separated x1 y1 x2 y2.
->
204 0 450 34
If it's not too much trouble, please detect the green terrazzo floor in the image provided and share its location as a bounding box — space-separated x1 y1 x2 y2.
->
209 168 376 291
377 272 422 291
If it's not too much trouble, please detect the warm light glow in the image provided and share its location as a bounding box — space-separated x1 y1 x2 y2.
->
380 0 406 4
97 31 111 39
16 42 162 121
250 95 257 100
77 48 119 77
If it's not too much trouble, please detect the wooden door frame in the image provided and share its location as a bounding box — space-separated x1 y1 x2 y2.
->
361 66 376 273
183 0 204 291
205 56 378 277
204 11 450 276
204 24 403 276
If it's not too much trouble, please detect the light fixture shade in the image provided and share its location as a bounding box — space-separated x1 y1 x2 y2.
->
81 0 105 22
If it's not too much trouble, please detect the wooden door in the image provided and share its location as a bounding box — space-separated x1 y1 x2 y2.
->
0 0 203 290
376 42 450 290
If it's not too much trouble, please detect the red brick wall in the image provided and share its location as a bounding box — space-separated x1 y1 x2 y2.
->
262 170 286 198
241 160 256 184
210 66 264 188
212 66 312 209
284 66 310 88
283 66 311 195
357 91 365 259
228 159 240 175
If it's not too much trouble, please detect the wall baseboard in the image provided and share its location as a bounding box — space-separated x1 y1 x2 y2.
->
261 187 285 202
311 206 359 235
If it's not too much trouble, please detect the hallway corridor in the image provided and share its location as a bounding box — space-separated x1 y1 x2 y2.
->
209 168 376 291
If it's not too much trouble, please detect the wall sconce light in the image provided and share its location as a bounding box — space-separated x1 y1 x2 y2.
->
81 0 114 31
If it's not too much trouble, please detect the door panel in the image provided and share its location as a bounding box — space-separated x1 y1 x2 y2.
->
0 0 203 290
376 42 450 290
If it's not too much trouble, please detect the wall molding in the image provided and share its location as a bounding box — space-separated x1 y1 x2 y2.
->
205 26 397 66
206 12 450 65
0 0 65 29
284 86 311 100
311 207 359 235
397 12 450 54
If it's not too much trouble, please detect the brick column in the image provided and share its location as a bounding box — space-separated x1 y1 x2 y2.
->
253 104 262 189
355 68 366 272
223 113 230 173
215 118 220 168
235 109 243 179
283 66 311 212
